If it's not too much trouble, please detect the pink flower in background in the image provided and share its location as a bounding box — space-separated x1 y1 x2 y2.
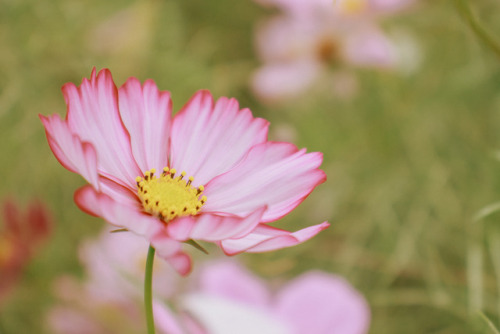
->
174 261 371 334
48 229 369 334
256 0 414 17
252 0 417 103
78 227 180 304
40 68 329 275
48 227 180 334
0 200 52 304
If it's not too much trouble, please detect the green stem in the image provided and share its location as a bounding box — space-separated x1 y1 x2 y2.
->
454 0 500 60
144 245 156 334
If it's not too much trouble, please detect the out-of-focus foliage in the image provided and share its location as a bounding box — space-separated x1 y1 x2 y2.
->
1 0 500 333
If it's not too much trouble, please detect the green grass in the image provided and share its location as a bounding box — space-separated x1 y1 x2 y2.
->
1 0 500 333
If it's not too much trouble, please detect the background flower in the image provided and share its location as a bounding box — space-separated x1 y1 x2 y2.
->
48 227 369 334
251 0 418 103
0 200 52 305
179 260 370 334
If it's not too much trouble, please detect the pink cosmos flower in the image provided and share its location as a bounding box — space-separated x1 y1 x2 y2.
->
40 68 329 275
252 0 415 103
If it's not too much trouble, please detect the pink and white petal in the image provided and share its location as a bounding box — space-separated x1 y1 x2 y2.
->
275 272 370 334
255 14 325 63
170 90 269 187
166 208 266 242
179 313 208 334
251 61 321 104
149 229 192 276
74 185 163 238
153 301 185 334
255 16 308 62
97 176 140 209
40 114 100 190
165 252 192 276
181 293 290 334
197 260 271 307
118 78 172 173
219 222 330 255
64 68 141 189
343 27 397 69
204 142 326 222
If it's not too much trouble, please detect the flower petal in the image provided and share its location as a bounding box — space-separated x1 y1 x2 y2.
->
197 261 271 307
97 176 139 208
118 78 172 173
165 252 192 276
153 301 185 334
219 222 329 255
181 293 290 334
251 61 321 104
40 114 100 190
275 272 371 334
170 90 269 187
166 208 266 242
344 27 396 68
74 185 163 238
148 228 192 276
64 68 141 188
204 142 326 222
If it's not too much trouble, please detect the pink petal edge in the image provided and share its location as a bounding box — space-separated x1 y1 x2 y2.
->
275 272 371 334
219 222 330 255
40 114 100 191
166 207 267 242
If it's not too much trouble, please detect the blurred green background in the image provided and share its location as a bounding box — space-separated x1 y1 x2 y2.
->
1 0 500 333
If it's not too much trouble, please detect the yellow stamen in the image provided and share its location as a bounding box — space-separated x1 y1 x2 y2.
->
339 0 366 14
136 168 206 222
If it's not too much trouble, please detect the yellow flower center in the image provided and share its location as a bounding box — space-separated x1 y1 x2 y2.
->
339 0 366 14
136 167 206 222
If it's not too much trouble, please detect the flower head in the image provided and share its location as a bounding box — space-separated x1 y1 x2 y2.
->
40 68 329 275
252 0 416 103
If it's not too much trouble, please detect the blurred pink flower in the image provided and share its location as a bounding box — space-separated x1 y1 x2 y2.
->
48 228 369 333
40 68 329 275
165 261 371 334
0 199 52 304
48 228 180 334
252 0 415 103
256 0 413 17
78 227 180 304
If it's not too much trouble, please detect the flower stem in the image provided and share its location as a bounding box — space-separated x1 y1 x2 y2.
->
144 245 156 334
454 0 500 60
